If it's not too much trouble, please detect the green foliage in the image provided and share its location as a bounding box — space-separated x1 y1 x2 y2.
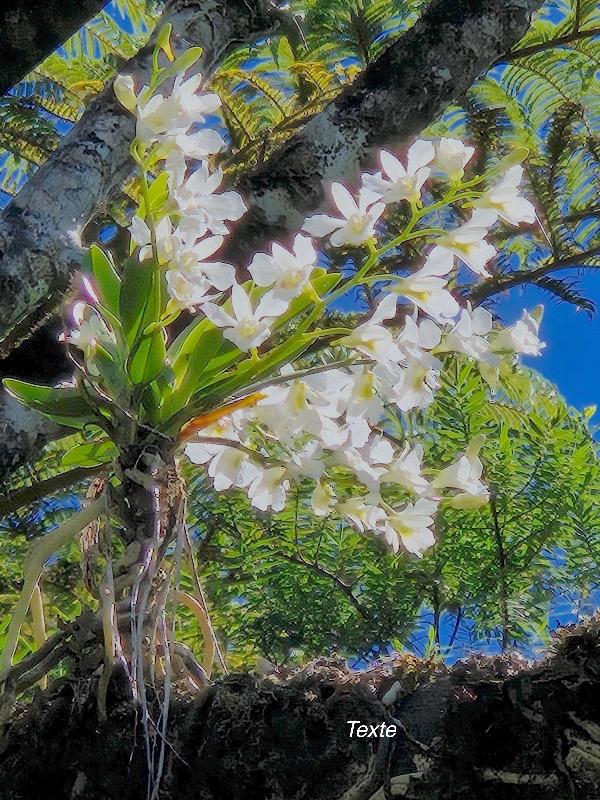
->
3 380 99 429
88 243 121 316
177 362 600 667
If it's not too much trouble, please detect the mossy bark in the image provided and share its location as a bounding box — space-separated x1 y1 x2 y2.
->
1 625 599 800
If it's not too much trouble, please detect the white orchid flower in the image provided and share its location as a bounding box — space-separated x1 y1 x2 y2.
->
171 228 236 291
383 498 438 556
392 363 441 411
472 165 536 226
69 304 116 362
436 306 500 364
490 307 544 356
338 292 403 365
286 439 326 482
247 466 290 512
208 449 261 492
362 140 435 205
202 283 287 351
135 73 221 143
129 215 174 263
184 410 250 461
248 234 317 301
333 435 394 488
302 183 385 246
435 138 475 182
432 438 489 505
169 128 225 160
311 481 336 517
396 315 443 368
393 247 460 322
434 210 497 277
341 368 386 424
256 375 344 443
338 493 388 533
384 442 430 495
170 163 246 235
166 270 216 309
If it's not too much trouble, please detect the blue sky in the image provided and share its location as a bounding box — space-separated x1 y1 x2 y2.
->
494 274 600 414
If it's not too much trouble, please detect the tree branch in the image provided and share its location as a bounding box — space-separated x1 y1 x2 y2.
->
0 393 67 484
0 464 104 518
468 245 600 304
490 497 510 651
220 0 546 270
276 550 371 620
0 0 108 95
503 25 600 62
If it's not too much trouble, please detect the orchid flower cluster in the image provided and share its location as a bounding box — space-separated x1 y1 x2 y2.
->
67 39 543 560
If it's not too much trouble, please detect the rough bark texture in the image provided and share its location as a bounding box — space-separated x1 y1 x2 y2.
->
1 624 600 799
0 0 280 480
0 393 66 483
222 0 546 268
0 0 109 95
0 0 279 354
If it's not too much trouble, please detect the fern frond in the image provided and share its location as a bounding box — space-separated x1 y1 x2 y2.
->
534 274 596 314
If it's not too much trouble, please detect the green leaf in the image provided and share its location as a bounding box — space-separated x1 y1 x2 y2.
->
119 259 163 345
3 380 96 429
61 439 118 468
128 328 167 385
137 172 170 218
161 327 231 420
94 345 129 398
89 244 121 315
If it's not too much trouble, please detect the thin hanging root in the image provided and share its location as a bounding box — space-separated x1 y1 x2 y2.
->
182 526 227 673
168 590 215 678
0 495 107 682
30 585 47 690
97 556 129 722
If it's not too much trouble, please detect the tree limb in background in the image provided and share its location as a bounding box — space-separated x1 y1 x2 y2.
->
0 392 66 483
469 245 600 305
0 0 109 95
221 0 546 269
0 462 104 516
0 0 280 355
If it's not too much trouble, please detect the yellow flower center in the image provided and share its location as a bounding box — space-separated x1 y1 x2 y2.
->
239 320 261 338
347 214 367 235
281 268 303 289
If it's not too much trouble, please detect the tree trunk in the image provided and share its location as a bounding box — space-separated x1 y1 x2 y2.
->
0 392 66 483
0 0 109 94
222 0 546 270
0 622 599 799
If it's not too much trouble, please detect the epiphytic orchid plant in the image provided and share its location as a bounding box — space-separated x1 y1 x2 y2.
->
1 26 543 747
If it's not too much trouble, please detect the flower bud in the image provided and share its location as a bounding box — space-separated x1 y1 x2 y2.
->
113 74 137 112
492 146 529 174
446 493 489 510
171 47 203 75
156 23 175 62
